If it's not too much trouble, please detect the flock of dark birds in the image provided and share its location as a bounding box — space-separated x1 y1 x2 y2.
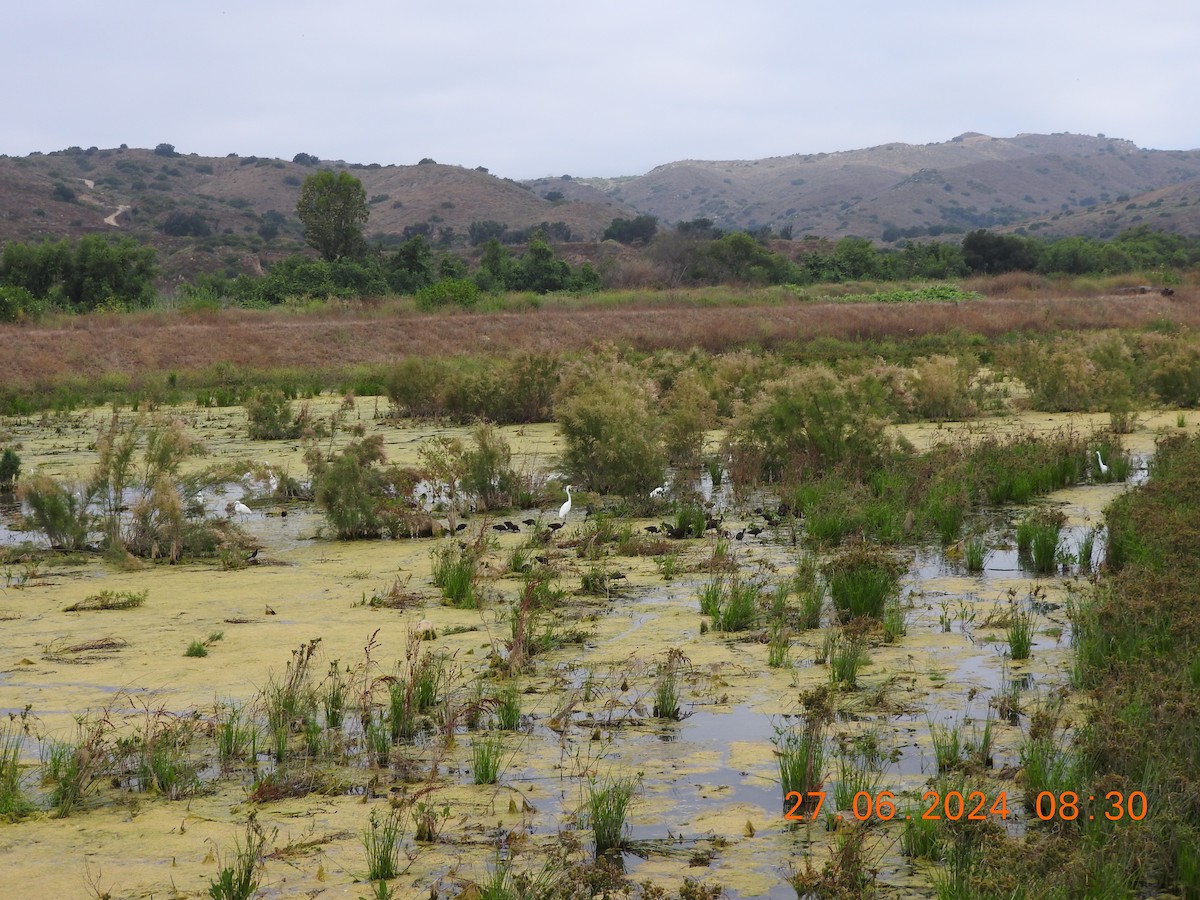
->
474 499 796 543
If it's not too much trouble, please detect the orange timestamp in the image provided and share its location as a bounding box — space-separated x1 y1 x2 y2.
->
785 789 1011 822
784 789 1149 823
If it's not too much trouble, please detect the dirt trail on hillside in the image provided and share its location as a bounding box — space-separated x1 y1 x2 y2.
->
103 204 131 226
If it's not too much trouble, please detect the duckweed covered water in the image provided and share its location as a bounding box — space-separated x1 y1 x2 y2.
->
0 401 1181 897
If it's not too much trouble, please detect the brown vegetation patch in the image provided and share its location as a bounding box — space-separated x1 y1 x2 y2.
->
3 293 1198 390
42 636 128 662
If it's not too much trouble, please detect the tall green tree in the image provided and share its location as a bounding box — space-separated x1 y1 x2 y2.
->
296 170 369 262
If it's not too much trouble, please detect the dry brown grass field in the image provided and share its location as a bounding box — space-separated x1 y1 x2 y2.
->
2 286 1196 390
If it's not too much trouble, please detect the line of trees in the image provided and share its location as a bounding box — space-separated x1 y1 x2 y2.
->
630 219 1200 287
3 164 1199 321
0 235 158 318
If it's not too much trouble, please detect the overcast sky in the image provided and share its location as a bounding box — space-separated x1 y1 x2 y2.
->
7 1 1198 180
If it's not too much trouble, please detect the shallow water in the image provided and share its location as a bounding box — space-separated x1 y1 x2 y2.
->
0 401 1185 897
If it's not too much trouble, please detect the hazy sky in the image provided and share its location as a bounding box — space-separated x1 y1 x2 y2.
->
8 1 1198 180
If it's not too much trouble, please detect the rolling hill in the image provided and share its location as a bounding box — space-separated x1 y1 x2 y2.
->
1 132 1198 284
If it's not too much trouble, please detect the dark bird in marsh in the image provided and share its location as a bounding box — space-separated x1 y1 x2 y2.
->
547 522 564 532
747 525 763 537
455 522 469 532
522 518 537 527
246 548 259 561
644 525 660 534
503 521 520 532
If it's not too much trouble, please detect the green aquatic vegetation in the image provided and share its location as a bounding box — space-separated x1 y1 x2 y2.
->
208 815 270 900
587 775 639 855
361 806 406 881
471 735 503 785
775 718 826 799
824 544 905 622
0 726 33 820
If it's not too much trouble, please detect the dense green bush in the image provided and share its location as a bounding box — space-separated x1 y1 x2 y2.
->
245 390 318 440
726 365 895 483
908 355 979 421
414 278 480 310
459 424 522 511
0 448 19 489
309 436 421 539
0 285 37 322
310 437 388 539
1 235 157 311
18 475 91 550
555 358 667 497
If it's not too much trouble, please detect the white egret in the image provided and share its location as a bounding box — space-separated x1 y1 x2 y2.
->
558 485 573 521
233 500 253 518
1096 450 1109 476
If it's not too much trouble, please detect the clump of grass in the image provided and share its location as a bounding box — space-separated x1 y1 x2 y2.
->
654 552 680 580
387 678 416 744
185 640 208 657
829 631 869 687
1006 596 1037 661
138 733 200 800
262 640 320 764
967 710 995 769
361 806 407 882
881 596 907 643
653 649 687 718
64 589 147 612
1077 528 1097 573
322 661 346 729
963 536 990 574
775 719 826 803
587 775 639 855
214 701 255 768
767 624 791 668
579 565 611 595
496 683 522 731
929 718 964 774
1017 510 1064 575
1030 525 1060 575
43 715 110 817
901 811 944 860
208 815 270 900
0 726 33 820
824 545 904 622
698 573 763 632
431 540 480 608
833 736 882 812
471 735 504 785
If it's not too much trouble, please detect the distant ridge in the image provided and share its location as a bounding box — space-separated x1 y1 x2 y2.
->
2 132 1198 284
